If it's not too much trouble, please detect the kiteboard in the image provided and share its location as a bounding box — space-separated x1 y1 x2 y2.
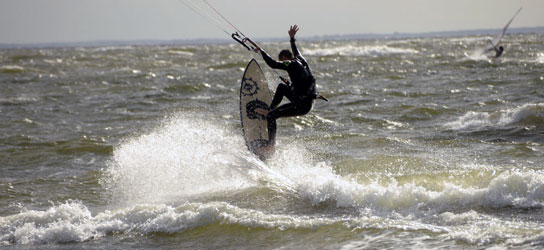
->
240 59 276 159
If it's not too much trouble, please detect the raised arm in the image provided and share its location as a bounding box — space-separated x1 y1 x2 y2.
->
289 25 301 58
288 25 312 75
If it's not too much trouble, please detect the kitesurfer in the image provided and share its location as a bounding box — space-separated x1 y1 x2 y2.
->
485 40 504 58
252 25 317 144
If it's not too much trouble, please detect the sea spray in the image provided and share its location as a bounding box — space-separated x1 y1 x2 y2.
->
102 112 309 206
103 113 255 205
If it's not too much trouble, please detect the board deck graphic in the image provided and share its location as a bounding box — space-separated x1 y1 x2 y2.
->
240 59 275 159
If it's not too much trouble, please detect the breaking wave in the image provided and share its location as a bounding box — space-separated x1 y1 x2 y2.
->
3 112 543 246
303 45 418 57
445 103 544 131
2 169 543 245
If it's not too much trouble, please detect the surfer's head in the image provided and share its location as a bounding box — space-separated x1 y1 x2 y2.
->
278 49 293 61
499 46 504 51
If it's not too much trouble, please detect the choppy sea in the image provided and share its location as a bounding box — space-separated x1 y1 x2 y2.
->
1 32 543 249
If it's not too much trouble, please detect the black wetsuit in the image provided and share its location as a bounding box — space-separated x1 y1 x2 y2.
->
485 41 504 58
258 37 317 144
495 47 504 58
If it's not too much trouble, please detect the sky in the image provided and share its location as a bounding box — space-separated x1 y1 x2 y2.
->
1 0 543 44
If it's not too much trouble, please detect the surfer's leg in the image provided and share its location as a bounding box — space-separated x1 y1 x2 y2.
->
268 103 296 120
265 102 295 144
267 117 277 145
270 83 294 110
268 98 313 120
254 84 294 116
266 98 313 144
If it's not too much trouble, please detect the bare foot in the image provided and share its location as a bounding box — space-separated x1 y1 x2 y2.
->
254 108 269 116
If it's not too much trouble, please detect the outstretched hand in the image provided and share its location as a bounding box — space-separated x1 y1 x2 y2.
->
288 25 299 38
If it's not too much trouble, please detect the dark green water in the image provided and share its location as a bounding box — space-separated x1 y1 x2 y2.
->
1 33 543 249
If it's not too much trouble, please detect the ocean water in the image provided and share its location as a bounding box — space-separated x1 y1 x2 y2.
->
1 33 543 249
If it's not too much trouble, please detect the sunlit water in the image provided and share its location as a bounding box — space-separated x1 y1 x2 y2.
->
1 33 543 249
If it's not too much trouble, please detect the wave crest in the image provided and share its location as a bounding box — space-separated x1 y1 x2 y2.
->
0 201 337 245
446 103 544 130
303 45 418 57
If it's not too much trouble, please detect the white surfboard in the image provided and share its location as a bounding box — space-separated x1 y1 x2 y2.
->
240 59 275 159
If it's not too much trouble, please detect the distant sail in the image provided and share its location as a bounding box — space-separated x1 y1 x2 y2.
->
488 8 522 49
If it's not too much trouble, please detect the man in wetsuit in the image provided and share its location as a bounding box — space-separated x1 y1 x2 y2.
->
485 40 504 58
253 25 317 144
492 45 504 58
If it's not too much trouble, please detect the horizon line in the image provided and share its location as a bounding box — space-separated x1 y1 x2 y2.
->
1 26 543 49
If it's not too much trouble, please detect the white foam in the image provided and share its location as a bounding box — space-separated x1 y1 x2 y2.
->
4 144 544 246
263 138 544 213
103 113 299 205
0 65 25 73
0 96 38 105
4 168 543 246
450 37 487 43
104 114 255 204
438 208 544 246
0 201 338 245
445 103 544 130
0 202 97 245
302 45 418 57
268 149 544 245
272 151 544 213
463 50 491 62
167 49 194 57
536 53 544 64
